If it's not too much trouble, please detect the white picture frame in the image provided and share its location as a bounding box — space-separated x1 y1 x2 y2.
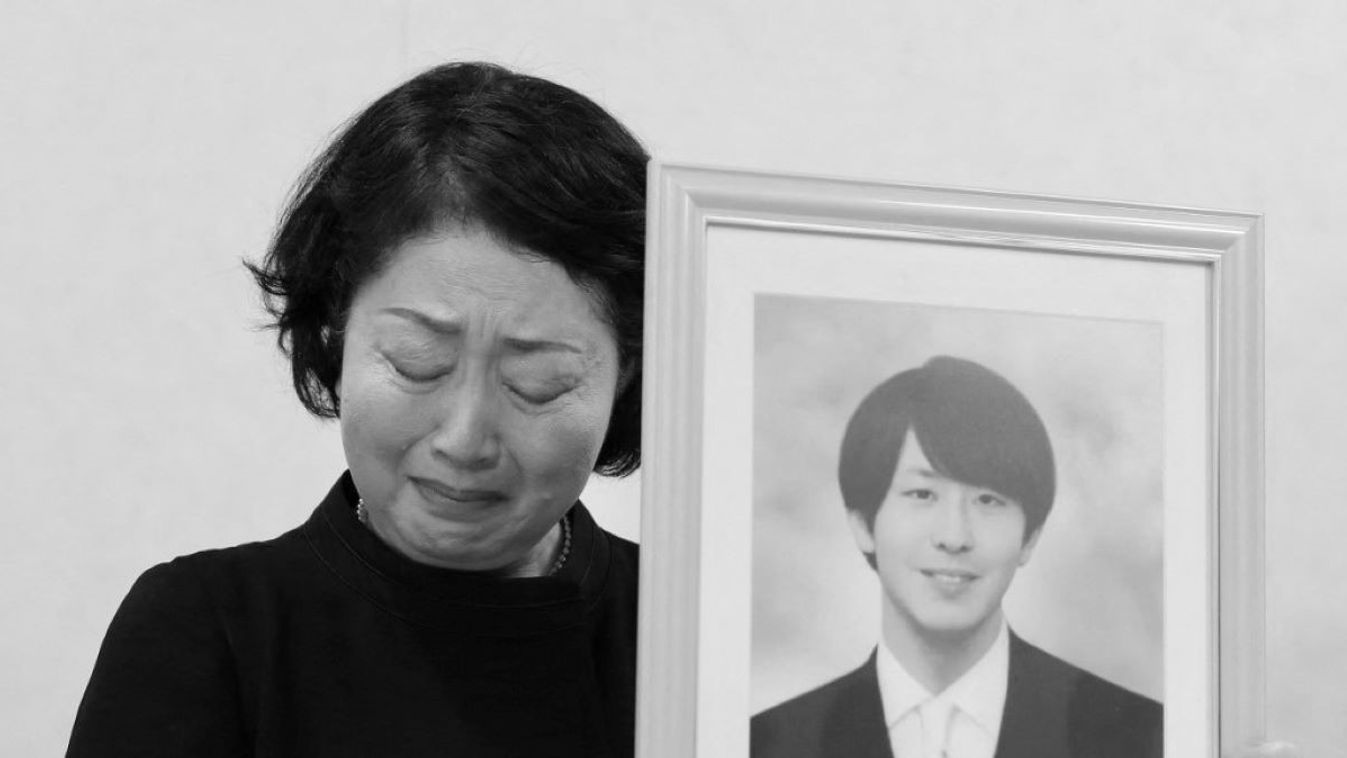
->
635 164 1264 757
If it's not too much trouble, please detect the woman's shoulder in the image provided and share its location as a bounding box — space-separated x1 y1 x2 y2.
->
597 525 639 598
602 528 639 569
124 513 322 613
68 516 323 757
569 503 638 585
156 516 309 571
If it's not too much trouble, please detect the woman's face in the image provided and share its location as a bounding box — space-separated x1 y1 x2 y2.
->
338 228 621 575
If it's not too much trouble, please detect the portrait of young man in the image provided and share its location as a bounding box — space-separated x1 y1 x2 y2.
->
750 355 1163 758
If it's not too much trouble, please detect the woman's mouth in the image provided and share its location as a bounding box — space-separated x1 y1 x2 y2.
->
411 477 506 506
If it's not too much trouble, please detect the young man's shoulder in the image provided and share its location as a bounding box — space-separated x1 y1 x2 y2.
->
1004 632 1163 758
750 637 1162 758
1009 632 1160 707
750 657 890 758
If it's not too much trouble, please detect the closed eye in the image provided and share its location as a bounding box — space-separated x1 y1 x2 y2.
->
508 383 570 405
388 359 451 383
379 337 455 384
501 358 582 407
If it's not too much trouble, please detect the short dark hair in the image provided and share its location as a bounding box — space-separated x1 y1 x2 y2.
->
247 61 648 476
837 356 1056 539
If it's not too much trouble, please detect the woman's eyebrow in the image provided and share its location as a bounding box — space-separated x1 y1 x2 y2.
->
502 336 584 355
381 307 462 335
381 308 585 355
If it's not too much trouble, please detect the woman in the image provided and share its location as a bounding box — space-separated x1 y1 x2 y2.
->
67 62 647 757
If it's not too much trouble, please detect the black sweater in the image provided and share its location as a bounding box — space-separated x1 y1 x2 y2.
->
67 474 639 757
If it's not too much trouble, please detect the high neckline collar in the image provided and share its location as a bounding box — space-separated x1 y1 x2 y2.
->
300 472 612 633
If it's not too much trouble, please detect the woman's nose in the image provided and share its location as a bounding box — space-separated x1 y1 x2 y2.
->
932 497 974 553
428 381 502 471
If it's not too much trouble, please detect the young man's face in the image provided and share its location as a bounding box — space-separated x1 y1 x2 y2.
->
849 429 1040 647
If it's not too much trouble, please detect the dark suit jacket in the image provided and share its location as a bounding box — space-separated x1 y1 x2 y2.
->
750 632 1162 758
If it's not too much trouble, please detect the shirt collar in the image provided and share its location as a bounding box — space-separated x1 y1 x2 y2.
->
875 619 1011 738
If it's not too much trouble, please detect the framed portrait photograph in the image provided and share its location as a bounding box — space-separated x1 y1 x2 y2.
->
636 165 1264 758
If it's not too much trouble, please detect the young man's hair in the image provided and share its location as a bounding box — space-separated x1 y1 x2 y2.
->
837 355 1056 541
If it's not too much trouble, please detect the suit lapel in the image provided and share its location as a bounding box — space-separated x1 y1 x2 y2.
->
819 653 896 758
993 632 1070 758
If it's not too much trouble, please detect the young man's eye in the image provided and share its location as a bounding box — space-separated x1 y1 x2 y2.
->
975 492 1007 507
902 488 936 501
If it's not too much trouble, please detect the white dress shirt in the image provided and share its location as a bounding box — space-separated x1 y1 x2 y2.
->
875 621 1010 758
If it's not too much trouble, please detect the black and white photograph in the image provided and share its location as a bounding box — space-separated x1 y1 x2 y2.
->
11 6 1347 758
749 294 1164 757
636 170 1257 758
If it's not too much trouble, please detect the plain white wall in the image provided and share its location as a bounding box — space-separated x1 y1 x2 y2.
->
4 1 1343 755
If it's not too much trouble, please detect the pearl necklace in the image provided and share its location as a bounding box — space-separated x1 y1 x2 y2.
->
355 498 572 576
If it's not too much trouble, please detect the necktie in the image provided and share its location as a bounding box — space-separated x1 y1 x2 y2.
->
920 699 953 758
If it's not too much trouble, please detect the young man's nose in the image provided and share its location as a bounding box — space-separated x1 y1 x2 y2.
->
931 497 974 553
